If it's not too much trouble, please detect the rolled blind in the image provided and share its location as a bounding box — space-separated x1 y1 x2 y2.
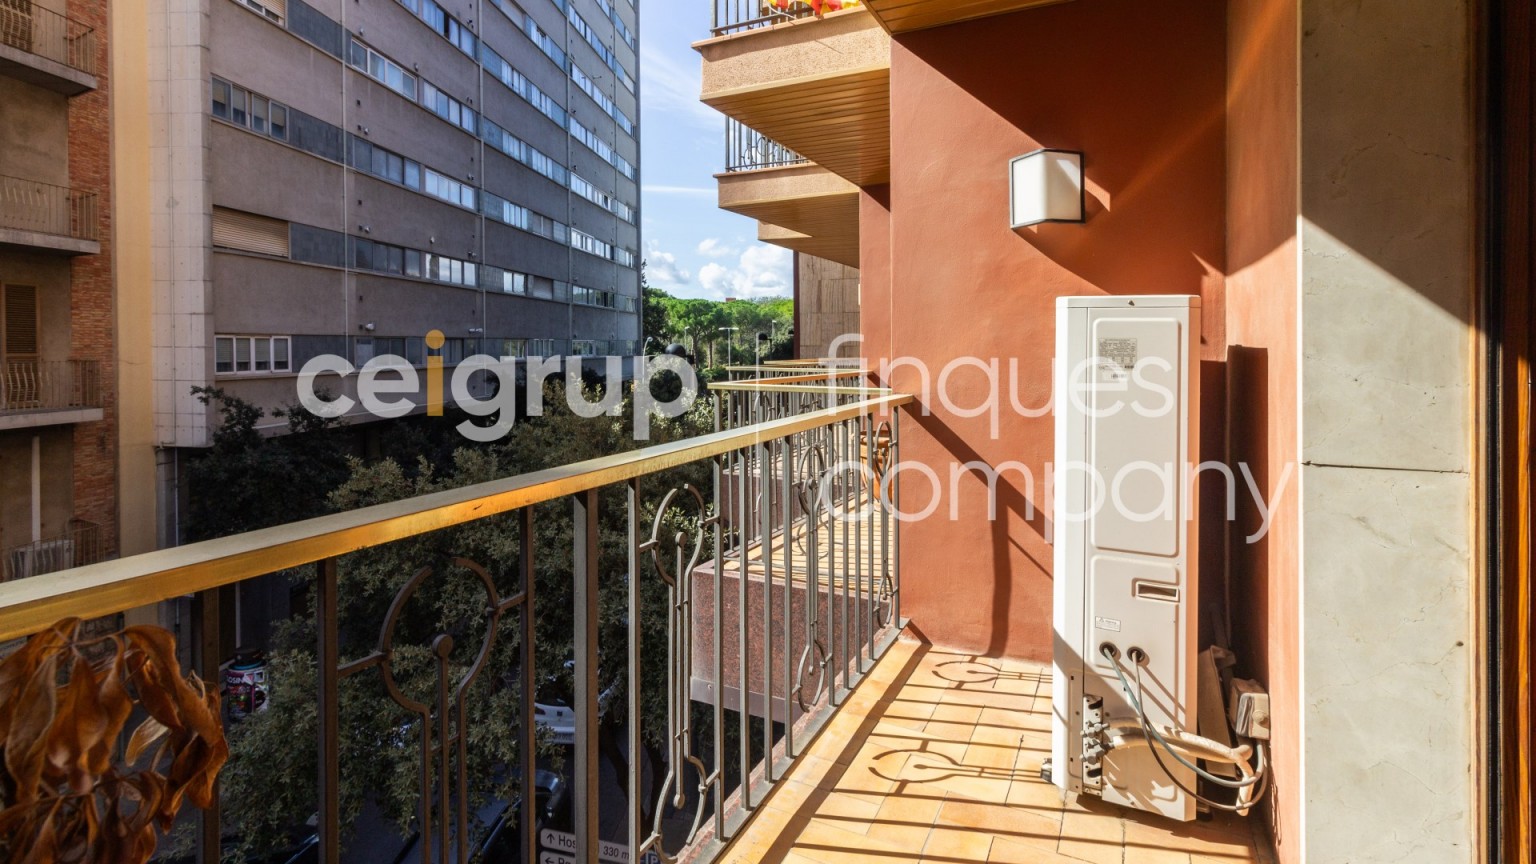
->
213 207 290 257
3 285 37 357
263 0 285 19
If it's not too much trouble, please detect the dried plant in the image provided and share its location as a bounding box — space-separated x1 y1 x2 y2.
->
0 618 229 863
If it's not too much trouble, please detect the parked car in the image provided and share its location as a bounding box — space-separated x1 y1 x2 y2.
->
390 769 569 864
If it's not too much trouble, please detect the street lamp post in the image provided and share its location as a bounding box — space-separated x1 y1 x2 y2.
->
718 326 738 369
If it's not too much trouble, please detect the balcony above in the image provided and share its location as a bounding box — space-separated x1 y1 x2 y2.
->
0 0 98 95
756 221 861 269
698 7 891 187
1 519 106 582
863 0 1073 34
0 174 100 255
0 359 105 430
718 158 860 268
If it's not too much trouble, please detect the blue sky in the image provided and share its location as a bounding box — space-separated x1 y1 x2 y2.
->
638 5 793 300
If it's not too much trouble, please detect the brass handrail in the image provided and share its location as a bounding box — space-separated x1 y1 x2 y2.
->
716 371 866 387
0 393 912 642
711 382 891 396
723 364 865 373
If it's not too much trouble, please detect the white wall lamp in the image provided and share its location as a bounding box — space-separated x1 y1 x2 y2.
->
1010 148 1085 228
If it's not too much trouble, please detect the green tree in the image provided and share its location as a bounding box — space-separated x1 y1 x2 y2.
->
641 264 672 350
670 299 727 363
218 384 716 859
184 387 350 541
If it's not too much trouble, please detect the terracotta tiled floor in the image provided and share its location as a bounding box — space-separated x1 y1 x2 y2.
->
716 637 1271 864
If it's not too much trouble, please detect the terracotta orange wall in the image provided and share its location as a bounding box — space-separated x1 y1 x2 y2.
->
1225 0 1299 860
862 0 1228 660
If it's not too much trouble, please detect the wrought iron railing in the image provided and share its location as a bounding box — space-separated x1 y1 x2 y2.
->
0 174 99 241
0 382 911 864
0 0 97 76
710 0 861 36
725 118 809 172
0 358 102 412
1 519 105 582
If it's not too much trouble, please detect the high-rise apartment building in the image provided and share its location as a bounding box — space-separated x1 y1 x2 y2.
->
0 0 115 586
115 0 641 548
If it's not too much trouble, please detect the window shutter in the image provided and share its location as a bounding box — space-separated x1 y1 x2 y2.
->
3 285 38 357
263 0 286 20
213 207 290 257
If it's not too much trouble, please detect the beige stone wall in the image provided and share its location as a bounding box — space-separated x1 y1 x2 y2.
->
794 253 859 360
147 0 214 449
1298 1 1478 861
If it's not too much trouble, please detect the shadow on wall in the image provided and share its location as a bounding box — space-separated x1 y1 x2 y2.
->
893 0 1231 350
903 405 1053 658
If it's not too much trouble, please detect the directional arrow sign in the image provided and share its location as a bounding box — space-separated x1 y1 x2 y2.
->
538 830 660 864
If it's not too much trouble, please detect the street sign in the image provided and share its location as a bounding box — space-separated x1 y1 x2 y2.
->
539 830 661 864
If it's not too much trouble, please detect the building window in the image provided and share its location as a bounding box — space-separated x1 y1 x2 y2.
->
348 38 418 102
1 284 39 360
216 336 292 375
213 207 290 257
231 0 285 24
211 77 291 144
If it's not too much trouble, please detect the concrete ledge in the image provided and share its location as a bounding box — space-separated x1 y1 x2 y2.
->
0 407 103 431
0 227 99 256
717 164 861 267
0 44 96 95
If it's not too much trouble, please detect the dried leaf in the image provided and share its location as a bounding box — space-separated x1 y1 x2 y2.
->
124 717 170 767
3 655 58 804
45 657 111 794
0 619 227 864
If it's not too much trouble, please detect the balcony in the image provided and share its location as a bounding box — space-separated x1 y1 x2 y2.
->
1 519 106 582
719 121 861 267
0 174 101 255
0 358 105 430
0 0 97 94
862 0 1074 34
0 375 1270 863
698 5 890 187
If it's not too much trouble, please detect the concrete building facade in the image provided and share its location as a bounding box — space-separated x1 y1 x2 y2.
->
114 0 642 550
0 0 115 588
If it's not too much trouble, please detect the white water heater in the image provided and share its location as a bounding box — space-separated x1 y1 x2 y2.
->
1051 295 1200 821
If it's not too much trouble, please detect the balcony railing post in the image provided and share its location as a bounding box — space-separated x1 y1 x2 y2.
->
625 481 641 863
194 587 221 864
316 557 340 864
710 453 726 839
758 438 773 781
573 490 601 864
520 508 538 864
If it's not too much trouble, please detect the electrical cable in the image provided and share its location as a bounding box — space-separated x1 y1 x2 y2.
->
1098 644 1269 813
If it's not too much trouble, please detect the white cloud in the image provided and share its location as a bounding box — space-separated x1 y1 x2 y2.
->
696 238 734 258
645 242 693 289
698 244 792 299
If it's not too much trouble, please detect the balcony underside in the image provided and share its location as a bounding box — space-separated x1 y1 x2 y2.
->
698 9 891 187
758 222 859 269
0 407 103 431
715 638 1270 864
717 164 860 267
864 0 1074 33
0 227 99 256
0 42 96 95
